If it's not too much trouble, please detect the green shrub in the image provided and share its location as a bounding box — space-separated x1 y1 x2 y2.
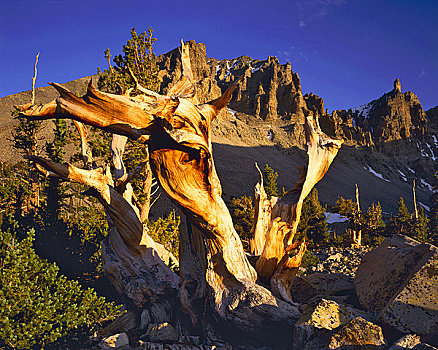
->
297 188 329 247
300 249 319 269
0 228 122 349
148 211 180 259
229 196 254 251
263 164 279 199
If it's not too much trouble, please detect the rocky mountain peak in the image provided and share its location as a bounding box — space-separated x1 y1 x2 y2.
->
394 78 402 93
320 79 429 149
1 40 437 212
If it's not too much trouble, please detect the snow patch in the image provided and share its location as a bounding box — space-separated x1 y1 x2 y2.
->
433 135 438 145
398 170 407 182
351 117 357 128
366 166 390 182
325 212 349 224
266 130 273 141
419 202 430 212
351 102 373 119
408 167 415 174
425 143 437 160
227 108 237 116
421 148 428 158
224 61 232 79
420 179 434 192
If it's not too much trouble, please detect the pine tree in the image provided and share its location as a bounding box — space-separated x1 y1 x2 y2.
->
363 202 386 245
413 206 429 243
44 119 69 221
297 188 329 246
10 115 43 212
429 172 438 245
393 197 411 235
97 27 159 220
229 196 254 251
333 196 355 217
263 164 279 198
97 27 158 94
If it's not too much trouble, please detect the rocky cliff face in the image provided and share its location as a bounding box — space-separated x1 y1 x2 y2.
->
154 40 328 149
1 40 437 212
319 79 429 149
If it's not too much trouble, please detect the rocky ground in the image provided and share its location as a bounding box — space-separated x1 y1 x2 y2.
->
75 235 438 350
304 246 371 277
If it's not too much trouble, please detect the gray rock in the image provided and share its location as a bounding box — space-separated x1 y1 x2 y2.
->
355 235 438 312
140 309 152 330
101 310 136 337
99 333 129 349
293 298 369 350
147 322 179 343
291 273 354 303
327 252 343 262
412 344 438 350
328 316 386 349
378 244 438 338
388 334 421 350
377 249 438 336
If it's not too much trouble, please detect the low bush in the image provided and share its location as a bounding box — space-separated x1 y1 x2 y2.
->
0 228 122 349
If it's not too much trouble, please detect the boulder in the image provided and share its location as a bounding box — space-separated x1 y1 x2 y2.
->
388 334 421 350
293 298 370 350
137 342 231 350
101 310 137 337
355 235 437 312
290 273 354 303
146 322 179 343
377 251 438 340
355 235 438 343
99 333 129 349
140 309 152 330
328 316 386 349
412 344 438 350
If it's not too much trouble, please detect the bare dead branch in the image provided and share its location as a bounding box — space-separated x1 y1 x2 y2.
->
31 52 40 105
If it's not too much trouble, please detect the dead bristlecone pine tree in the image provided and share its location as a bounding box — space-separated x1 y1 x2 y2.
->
15 40 342 348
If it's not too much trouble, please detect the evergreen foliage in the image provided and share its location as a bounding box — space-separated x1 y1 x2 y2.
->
297 188 329 247
263 164 279 199
148 211 180 259
428 172 438 245
0 228 122 349
413 206 430 243
387 197 431 243
10 115 43 213
97 27 159 215
333 196 355 217
44 119 69 223
229 196 254 251
300 249 320 269
362 202 386 245
11 115 41 157
97 27 159 94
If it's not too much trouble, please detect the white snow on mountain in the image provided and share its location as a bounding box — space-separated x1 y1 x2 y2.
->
366 166 390 182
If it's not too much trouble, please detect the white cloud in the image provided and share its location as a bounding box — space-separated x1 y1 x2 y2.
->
299 20 306 27
419 70 426 78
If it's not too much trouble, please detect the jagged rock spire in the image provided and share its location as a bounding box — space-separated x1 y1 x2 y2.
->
394 78 402 93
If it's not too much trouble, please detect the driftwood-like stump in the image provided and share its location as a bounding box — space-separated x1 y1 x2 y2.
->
16 40 342 346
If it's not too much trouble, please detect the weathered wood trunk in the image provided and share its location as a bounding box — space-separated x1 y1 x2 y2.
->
16 40 342 346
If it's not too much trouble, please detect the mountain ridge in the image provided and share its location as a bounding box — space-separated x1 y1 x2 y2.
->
0 40 436 214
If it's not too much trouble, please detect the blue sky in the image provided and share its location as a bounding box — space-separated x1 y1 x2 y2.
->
1 0 437 112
